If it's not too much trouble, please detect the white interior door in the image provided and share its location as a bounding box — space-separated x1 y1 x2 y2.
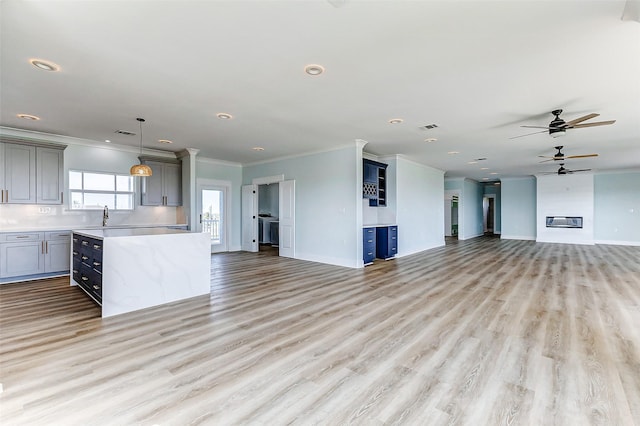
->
241 184 258 252
278 180 295 258
197 183 228 253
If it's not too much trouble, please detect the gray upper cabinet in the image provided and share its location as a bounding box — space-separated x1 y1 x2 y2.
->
3 143 36 203
37 147 64 204
0 141 65 205
140 158 182 206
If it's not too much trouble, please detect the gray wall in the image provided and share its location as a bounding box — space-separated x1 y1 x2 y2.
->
500 177 537 240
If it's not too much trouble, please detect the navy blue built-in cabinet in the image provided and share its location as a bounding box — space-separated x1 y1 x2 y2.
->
376 226 398 260
363 227 376 265
363 159 387 206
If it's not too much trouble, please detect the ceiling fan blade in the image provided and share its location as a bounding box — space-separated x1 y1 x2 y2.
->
563 113 599 127
509 129 548 139
521 125 553 129
568 169 592 173
565 154 598 159
539 158 560 163
570 120 616 128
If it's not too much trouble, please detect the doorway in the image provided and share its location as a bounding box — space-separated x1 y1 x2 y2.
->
242 177 295 258
197 180 230 253
258 183 279 254
483 195 496 235
444 192 460 240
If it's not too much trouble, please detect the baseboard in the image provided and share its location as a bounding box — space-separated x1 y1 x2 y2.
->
295 252 359 269
595 240 640 247
500 235 536 241
459 233 484 241
396 242 446 258
536 238 595 246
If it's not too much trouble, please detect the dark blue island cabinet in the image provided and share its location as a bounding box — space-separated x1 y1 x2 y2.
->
376 226 398 260
363 227 376 265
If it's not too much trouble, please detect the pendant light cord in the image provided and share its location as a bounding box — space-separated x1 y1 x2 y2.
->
137 117 145 155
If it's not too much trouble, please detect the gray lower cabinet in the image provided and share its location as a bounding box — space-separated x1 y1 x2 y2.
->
0 231 71 279
140 158 182 206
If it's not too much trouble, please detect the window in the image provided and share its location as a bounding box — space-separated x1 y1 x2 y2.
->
69 170 134 210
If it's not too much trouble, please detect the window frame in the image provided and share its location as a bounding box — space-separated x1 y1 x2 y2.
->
68 169 135 211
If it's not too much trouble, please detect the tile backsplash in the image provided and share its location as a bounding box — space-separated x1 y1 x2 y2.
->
0 204 178 231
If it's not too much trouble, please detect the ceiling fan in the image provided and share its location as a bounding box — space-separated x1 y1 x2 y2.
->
538 145 598 163
540 163 591 175
510 109 616 139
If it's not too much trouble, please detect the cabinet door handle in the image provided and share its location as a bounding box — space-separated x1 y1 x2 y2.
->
81 241 89 246
61 192 63 203
72 269 78 274
93 244 101 249
81 255 89 260
45 241 48 253
92 285 100 290
93 261 101 267
73 251 79 256
81 276 89 281
41 241 45 254
1 189 3 203
199 214 202 224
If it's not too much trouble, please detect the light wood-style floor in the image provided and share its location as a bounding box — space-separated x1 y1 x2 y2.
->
1 237 639 425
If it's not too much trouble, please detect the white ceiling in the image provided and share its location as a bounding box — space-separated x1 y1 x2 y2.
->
1 0 639 181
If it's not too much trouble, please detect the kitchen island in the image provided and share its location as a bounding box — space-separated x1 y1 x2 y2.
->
71 228 210 317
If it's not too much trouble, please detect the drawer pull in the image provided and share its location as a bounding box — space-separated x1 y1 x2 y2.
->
93 244 101 249
73 251 79 256
73 269 78 274
16 235 30 239
81 276 89 281
93 262 101 267
92 285 100 290
81 255 89 260
81 241 89 246
73 238 78 242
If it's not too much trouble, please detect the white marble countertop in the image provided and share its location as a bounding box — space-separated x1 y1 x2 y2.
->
73 227 190 239
363 224 398 228
0 224 188 233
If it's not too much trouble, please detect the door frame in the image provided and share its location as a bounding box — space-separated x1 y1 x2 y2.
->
242 174 296 258
196 178 231 253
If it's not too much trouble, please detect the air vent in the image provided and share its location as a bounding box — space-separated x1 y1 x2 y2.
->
114 130 136 136
421 124 438 130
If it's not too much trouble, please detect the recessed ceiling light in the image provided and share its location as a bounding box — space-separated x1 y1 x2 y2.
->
480 167 489 170
447 151 460 155
389 118 403 124
30 59 59 72
252 147 265 151
304 64 325 76
17 114 40 120
490 172 499 175
216 113 233 120
424 138 438 143
105 139 111 143
495 182 501 185
482 177 489 180
158 139 173 144
468 161 478 164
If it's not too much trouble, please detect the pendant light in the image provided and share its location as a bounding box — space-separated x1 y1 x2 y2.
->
130 117 153 176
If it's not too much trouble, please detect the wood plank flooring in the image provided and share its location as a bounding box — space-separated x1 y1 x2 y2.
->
1 237 639 425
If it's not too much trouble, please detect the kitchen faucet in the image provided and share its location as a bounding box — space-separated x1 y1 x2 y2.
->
102 205 109 227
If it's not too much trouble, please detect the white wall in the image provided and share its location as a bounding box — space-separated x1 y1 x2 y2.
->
594 171 640 245
243 144 361 268
501 177 536 240
393 156 445 256
536 173 594 245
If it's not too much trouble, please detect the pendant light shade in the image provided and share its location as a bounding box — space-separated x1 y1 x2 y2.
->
130 117 153 177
